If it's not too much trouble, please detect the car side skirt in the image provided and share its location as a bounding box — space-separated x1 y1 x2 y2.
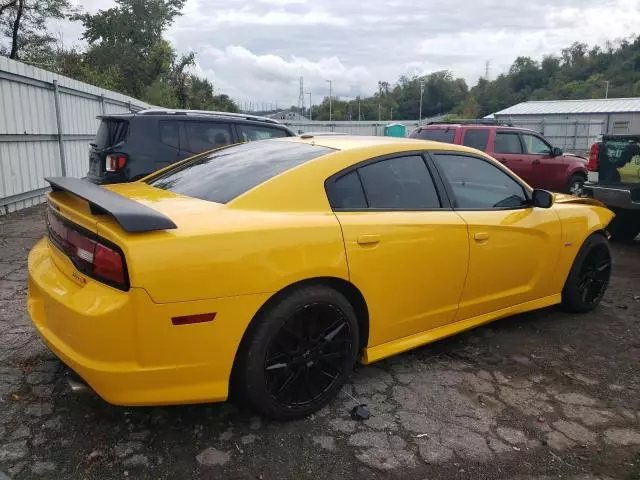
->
362 293 562 364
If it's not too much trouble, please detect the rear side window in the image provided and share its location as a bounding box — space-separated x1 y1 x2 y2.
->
184 122 232 153
358 156 441 209
462 129 489 151
148 141 334 203
411 128 455 144
329 171 367 209
494 132 523 154
93 119 128 150
159 121 180 149
238 124 289 142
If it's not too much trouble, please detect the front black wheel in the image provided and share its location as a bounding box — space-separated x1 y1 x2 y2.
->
562 233 612 313
236 285 359 420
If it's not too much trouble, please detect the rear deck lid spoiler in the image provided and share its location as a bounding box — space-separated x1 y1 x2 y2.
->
45 177 177 233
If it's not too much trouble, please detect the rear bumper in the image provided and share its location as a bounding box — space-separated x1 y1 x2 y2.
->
584 183 640 211
27 238 269 406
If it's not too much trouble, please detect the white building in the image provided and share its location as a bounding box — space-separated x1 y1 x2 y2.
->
493 98 640 134
491 98 640 154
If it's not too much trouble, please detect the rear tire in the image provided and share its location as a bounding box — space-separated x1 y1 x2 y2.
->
566 174 586 196
608 210 640 243
235 285 359 420
561 233 612 313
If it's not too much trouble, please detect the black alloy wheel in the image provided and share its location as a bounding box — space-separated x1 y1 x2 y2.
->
264 302 354 408
236 285 360 420
562 233 612 313
576 245 611 306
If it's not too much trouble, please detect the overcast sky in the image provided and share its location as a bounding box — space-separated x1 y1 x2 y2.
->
58 0 640 107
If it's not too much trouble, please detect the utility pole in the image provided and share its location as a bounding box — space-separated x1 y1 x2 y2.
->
326 80 332 121
390 108 393 120
298 77 305 115
419 80 425 122
306 92 312 120
485 60 491 80
604 80 610 99
357 97 361 121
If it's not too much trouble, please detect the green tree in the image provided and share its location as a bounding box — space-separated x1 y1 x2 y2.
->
73 0 186 98
0 0 73 60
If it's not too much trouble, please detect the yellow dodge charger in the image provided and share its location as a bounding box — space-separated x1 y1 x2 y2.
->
27 136 614 419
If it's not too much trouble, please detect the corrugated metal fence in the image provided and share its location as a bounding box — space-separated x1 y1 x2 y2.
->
0 57 150 214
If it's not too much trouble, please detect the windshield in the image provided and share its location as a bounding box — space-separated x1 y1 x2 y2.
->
148 140 334 203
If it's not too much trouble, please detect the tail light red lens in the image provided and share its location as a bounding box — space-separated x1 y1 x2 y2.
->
587 143 600 172
46 208 128 290
106 154 127 172
94 243 126 285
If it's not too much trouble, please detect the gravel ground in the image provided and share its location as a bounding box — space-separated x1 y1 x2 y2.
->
1 205 639 480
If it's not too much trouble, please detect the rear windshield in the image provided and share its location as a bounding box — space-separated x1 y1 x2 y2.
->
411 128 455 143
148 140 334 203
93 119 129 150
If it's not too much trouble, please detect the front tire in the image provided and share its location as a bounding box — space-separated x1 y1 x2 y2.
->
236 285 359 420
562 233 612 313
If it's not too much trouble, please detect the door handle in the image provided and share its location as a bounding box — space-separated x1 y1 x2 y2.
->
474 232 489 242
357 234 380 246
532 159 541 165
498 159 508 164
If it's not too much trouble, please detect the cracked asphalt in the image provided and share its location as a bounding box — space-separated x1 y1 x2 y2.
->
1 205 639 479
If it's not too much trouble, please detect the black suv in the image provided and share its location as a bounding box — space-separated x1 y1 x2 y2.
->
86 109 295 184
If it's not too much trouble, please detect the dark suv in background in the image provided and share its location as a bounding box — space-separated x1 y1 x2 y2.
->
86 109 295 184
410 121 588 194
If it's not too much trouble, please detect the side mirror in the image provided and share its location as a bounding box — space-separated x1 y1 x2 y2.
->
532 189 554 208
551 146 563 157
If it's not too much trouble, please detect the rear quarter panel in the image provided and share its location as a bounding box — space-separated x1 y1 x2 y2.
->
97 210 349 304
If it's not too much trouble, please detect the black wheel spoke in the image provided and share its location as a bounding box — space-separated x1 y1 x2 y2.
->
264 301 353 408
576 245 611 305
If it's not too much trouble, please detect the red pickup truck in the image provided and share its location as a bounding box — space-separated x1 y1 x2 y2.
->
410 122 588 194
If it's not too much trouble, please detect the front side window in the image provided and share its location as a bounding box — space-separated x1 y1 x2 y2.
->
149 141 333 203
184 122 232 153
462 129 489 151
494 132 523 154
357 155 441 209
434 154 528 209
521 133 551 155
238 124 289 142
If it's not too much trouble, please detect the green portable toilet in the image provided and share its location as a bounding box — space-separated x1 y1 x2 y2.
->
384 123 406 137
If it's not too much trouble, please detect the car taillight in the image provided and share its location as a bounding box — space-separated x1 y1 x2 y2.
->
47 208 128 289
587 143 600 171
94 243 125 285
105 154 127 172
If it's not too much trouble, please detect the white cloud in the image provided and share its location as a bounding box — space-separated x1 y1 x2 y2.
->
199 45 373 107
53 0 640 107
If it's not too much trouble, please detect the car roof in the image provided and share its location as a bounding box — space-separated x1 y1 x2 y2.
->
421 123 539 134
98 110 287 127
274 134 488 155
